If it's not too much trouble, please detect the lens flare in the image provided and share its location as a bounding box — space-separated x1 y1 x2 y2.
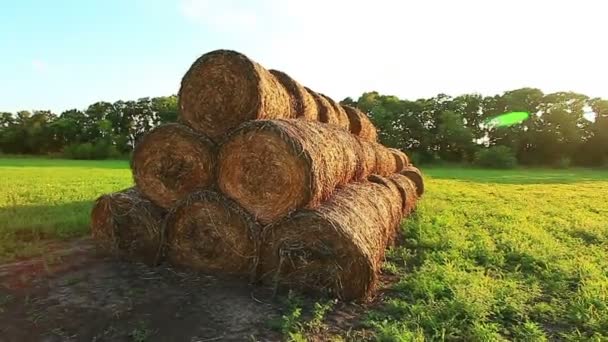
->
486 111 529 127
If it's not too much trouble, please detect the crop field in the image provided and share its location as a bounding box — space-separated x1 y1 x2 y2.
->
0 158 132 261
1 157 607 340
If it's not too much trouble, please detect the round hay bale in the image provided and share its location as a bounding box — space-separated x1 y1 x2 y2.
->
269 69 318 121
320 94 349 129
401 165 425 196
218 119 360 225
258 179 403 300
167 191 260 277
305 88 340 126
386 173 418 215
366 174 406 245
372 142 398 175
178 49 292 140
388 148 410 172
342 105 378 142
354 140 377 180
90 188 166 266
132 123 216 209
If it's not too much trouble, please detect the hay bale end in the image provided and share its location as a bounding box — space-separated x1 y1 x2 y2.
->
90 188 166 265
131 123 216 209
167 191 260 277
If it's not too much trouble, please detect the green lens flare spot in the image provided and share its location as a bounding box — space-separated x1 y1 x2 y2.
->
486 111 530 127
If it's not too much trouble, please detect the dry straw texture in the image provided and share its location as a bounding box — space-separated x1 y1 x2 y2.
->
131 123 216 209
305 88 340 127
178 49 292 140
166 191 260 277
389 148 410 171
355 140 378 179
342 105 378 142
179 49 374 140
372 142 398 175
269 69 318 121
366 174 407 246
218 119 400 224
401 165 425 196
258 176 403 300
320 94 349 129
387 173 419 215
90 188 166 265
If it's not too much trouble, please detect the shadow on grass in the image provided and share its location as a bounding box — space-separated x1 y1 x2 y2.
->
0 201 94 262
424 167 608 184
0 201 93 239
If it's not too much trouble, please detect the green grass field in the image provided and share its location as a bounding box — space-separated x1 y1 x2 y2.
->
367 168 608 341
0 158 132 260
1 158 607 340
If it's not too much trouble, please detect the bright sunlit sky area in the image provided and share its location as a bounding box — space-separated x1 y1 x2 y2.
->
1 0 607 113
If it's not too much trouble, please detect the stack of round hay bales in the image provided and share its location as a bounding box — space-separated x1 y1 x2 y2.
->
177 49 377 142
217 119 409 224
90 48 425 301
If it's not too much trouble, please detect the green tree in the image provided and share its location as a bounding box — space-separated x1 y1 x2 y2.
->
535 92 588 164
437 110 476 162
84 102 114 142
0 112 14 128
453 93 485 140
152 95 178 125
28 110 58 153
582 98 608 165
0 112 17 153
484 88 544 164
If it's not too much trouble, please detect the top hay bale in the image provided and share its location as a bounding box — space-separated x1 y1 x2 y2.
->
178 50 292 140
218 119 402 224
305 88 341 127
320 94 350 129
179 49 377 141
269 69 318 121
342 105 378 142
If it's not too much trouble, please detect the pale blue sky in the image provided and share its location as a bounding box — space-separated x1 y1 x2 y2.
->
1 0 607 113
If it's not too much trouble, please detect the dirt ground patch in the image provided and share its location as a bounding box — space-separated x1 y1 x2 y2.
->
0 238 288 341
0 239 376 342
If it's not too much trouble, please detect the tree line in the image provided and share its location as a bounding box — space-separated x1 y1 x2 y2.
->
346 88 608 167
1 88 607 167
0 96 177 159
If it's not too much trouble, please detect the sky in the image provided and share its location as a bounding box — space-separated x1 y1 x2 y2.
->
1 0 607 113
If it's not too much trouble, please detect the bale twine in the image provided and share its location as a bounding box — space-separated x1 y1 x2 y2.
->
401 165 425 197
269 69 318 121
90 188 166 266
389 148 410 171
258 178 403 300
131 123 216 209
166 191 260 277
178 49 292 140
305 88 340 126
320 94 349 130
218 119 365 224
387 173 418 215
372 142 398 175
342 105 378 142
